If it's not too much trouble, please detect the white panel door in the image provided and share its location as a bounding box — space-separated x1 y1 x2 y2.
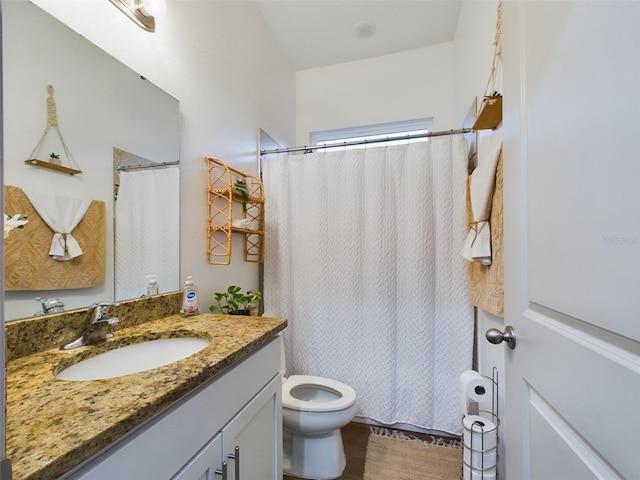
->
502 1 640 479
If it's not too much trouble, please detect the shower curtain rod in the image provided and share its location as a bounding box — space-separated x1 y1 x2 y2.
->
117 160 180 172
260 128 473 155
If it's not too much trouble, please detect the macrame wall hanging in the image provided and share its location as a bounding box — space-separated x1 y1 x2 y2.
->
24 85 83 175
473 0 503 131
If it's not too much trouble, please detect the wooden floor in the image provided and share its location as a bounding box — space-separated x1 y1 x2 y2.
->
283 422 459 480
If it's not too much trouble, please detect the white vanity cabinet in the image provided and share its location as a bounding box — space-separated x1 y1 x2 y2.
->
63 338 282 480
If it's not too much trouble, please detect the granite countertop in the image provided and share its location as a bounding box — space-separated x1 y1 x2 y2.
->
6 312 287 479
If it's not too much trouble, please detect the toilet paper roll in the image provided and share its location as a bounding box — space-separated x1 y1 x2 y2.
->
460 370 491 403
464 444 497 471
463 414 497 474
463 414 497 449
462 464 497 480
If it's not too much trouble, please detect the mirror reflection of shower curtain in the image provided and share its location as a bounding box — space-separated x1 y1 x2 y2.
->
115 167 180 300
263 136 473 434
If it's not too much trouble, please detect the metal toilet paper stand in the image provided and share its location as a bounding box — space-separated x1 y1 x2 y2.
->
461 367 500 480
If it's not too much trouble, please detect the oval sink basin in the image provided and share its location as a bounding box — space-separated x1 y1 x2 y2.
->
55 337 211 381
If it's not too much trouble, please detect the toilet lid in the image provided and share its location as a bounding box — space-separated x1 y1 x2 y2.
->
282 375 357 412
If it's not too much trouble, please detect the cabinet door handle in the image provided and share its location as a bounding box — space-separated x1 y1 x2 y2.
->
227 445 240 480
215 461 228 480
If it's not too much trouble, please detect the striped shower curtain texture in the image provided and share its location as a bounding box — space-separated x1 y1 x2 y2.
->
115 167 180 301
263 136 473 434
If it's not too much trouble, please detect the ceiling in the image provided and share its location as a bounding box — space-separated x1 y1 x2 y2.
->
255 0 464 71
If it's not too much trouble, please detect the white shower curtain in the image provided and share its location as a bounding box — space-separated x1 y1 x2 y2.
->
263 137 473 434
115 167 180 300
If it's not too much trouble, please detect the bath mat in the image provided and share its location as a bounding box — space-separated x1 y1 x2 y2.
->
364 428 462 480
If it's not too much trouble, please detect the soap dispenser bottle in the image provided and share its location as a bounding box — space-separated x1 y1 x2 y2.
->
146 275 159 296
181 276 200 317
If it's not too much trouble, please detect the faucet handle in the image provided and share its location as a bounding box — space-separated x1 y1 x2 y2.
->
87 301 120 323
94 317 119 326
88 301 120 310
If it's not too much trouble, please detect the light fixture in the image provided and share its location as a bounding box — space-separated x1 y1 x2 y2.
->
109 0 167 32
139 0 167 19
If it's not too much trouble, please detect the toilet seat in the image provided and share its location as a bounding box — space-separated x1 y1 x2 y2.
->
283 374 356 412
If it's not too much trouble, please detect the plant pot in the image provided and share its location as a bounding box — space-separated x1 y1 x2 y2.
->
229 310 251 316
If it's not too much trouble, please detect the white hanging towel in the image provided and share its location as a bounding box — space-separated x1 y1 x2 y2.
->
461 142 502 265
24 190 91 261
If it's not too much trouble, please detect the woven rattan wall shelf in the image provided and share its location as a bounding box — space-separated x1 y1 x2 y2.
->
206 156 264 265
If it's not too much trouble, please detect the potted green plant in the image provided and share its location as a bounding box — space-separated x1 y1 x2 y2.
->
49 152 61 165
233 177 249 212
210 285 262 315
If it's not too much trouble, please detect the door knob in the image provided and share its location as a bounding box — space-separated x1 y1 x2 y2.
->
485 325 516 349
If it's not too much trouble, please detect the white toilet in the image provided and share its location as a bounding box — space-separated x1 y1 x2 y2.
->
280 336 357 479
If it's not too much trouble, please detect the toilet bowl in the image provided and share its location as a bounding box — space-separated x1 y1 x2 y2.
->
280 338 357 479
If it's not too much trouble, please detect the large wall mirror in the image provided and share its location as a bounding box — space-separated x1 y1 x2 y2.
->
3 0 180 321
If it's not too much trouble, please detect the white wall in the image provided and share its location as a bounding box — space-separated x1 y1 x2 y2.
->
28 0 296 308
453 0 499 126
295 42 456 145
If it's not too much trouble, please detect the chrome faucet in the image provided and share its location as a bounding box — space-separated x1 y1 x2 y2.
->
34 297 65 316
61 302 120 350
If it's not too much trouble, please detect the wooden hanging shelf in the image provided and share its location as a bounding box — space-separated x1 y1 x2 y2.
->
24 159 83 175
473 94 503 131
26 85 83 174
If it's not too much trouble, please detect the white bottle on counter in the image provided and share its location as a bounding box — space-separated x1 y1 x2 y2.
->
181 276 200 317
146 275 159 296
